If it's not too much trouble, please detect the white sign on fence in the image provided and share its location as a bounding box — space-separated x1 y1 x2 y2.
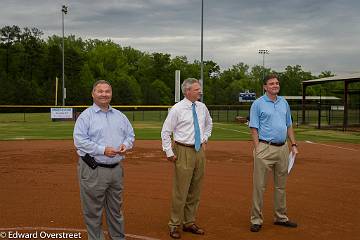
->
331 105 344 111
51 108 73 119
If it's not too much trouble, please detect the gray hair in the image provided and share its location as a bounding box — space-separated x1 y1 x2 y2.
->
181 78 200 95
92 80 112 92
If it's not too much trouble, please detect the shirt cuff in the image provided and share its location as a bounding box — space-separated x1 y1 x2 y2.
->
123 142 132 150
165 149 174 158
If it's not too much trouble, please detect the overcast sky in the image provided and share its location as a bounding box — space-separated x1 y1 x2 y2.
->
1 0 359 75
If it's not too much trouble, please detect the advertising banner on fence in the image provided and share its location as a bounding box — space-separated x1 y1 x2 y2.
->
51 108 73 120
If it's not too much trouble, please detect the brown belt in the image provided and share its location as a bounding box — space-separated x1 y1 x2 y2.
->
175 141 201 148
259 139 285 147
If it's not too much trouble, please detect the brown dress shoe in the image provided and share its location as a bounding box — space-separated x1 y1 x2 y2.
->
183 223 205 235
169 227 181 239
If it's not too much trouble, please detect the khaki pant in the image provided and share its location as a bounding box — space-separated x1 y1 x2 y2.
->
168 144 206 228
78 159 125 240
250 142 289 225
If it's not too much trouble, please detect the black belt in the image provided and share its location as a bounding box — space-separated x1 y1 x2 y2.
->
97 162 119 168
81 154 119 169
175 141 202 148
259 139 285 146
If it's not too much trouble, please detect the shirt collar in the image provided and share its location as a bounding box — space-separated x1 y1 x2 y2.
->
183 97 196 107
93 103 113 112
263 94 280 103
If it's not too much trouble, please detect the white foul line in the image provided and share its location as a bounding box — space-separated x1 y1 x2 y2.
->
215 126 250 135
0 227 161 240
305 140 358 151
126 233 161 240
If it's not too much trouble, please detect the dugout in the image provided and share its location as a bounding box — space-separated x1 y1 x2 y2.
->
302 73 360 130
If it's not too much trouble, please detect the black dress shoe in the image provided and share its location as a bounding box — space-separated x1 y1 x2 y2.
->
274 220 298 228
250 224 262 232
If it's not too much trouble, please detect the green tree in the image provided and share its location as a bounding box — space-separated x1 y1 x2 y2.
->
76 63 94 104
279 65 314 96
0 25 21 76
216 62 252 104
202 60 221 104
0 25 21 104
19 27 47 103
0 25 346 107
136 53 155 103
148 80 172 105
250 65 271 97
111 74 142 105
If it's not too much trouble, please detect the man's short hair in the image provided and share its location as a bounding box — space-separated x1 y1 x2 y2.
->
181 78 200 95
92 80 112 92
263 74 279 85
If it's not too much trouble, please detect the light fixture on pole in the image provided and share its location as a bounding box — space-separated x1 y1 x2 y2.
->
258 49 269 94
62 5 68 106
200 0 204 102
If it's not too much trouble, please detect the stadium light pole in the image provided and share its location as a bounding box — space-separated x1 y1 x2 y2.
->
200 0 204 102
62 5 68 106
258 49 269 94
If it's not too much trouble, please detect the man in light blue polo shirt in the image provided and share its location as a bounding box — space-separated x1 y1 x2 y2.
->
249 74 299 232
74 80 135 240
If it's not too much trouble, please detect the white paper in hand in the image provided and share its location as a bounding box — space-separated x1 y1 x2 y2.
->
288 151 296 174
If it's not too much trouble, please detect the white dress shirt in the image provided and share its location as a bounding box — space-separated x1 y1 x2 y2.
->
161 98 213 157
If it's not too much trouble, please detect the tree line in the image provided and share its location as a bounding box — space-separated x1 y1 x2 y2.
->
0 25 354 106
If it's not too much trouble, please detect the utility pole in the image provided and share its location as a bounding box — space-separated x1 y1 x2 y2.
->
62 5 68 106
258 49 269 94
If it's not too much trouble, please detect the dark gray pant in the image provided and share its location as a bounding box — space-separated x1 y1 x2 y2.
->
78 159 125 240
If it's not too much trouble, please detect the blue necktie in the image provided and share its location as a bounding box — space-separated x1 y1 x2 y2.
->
192 103 201 151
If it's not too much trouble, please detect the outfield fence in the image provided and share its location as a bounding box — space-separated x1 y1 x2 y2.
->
0 103 359 131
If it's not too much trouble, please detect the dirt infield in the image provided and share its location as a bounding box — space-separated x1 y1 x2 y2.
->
0 140 359 240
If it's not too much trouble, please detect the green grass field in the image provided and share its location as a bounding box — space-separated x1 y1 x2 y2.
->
0 113 359 143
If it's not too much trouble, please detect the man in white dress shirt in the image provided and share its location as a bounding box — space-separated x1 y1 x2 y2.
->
161 78 213 239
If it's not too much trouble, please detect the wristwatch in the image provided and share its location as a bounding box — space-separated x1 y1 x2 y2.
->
291 143 298 147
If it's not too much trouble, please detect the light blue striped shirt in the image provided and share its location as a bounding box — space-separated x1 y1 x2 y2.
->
249 95 292 143
73 103 135 164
